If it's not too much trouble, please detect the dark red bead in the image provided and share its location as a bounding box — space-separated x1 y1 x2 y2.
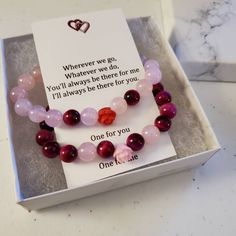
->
36 130 54 146
63 109 80 126
155 91 172 106
126 133 145 151
60 145 78 163
39 120 54 132
124 89 140 105
97 140 115 158
42 141 60 158
154 115 171 132
152 83 164 96
160 103 177 119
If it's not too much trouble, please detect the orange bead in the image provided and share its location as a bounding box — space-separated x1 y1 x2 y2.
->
98 107 116 125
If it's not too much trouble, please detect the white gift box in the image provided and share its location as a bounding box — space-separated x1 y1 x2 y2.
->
0 16 220 210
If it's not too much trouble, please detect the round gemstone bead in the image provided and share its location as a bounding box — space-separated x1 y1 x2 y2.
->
98 107 116 125
45 109 63 127
144 59 160 70
152 83 164 97
10 86 28 103
97 140 115 158
144 67 162 85
155 91 172 106
142 125 160 144
39 120 54 132
14 98 32 116
81 107 98 126
42 141 60 158
60 145 78 163
32 65 42 82
28 105 46 123
126 133 145 151
36 130 54 146
63 109 80 126
160 103 177 119
17 73 35 91
110 97 127 115
154 115 171 132
136 79 152 97
78 142 97 162
124 89 140 106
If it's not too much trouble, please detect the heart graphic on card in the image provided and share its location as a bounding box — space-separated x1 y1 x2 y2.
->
68 19 90 33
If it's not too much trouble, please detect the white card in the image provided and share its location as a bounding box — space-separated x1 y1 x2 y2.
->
32 9 176 188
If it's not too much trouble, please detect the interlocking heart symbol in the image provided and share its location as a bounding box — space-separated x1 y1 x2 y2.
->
67 19 90 33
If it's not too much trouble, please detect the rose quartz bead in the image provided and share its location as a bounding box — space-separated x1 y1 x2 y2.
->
17 73 35 91
45 109 63 127
78 142 97 162
144 59 160 70
81 107 98 126
142 125 160 144
14 98 32 116
110 97 127 115
136 79 153 96
32 65 42 82
10 86 28 103
144 67 162 85
28 105 46 123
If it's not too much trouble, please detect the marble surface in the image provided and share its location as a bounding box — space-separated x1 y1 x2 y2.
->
0 0 236 235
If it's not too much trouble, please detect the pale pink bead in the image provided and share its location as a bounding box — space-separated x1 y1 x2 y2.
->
110 97 127 115
32 65 42 82
142 125 160 144
28 105 46 123
17 73 35 91
144 67 162 85
144 59 160 70
78 142 97 162
14 98 32 117
45 109 63 127
136 79 153 96
10 86 28 103
113 144 133 163
81 107 98 126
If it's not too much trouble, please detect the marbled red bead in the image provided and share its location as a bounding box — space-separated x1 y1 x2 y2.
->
154 115 171 132
124 89 140 105
152 83 164 96
60 145 78 163
97 140 115 158
160 102 177 119
155 91 172 106
42 141 60 158
39 120 54 132
63 109 80 126
126 133 145 151
36 130 54 146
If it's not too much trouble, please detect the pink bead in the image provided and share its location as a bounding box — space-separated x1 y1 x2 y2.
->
136 79 153 96
78 142 97 162
144 59 160 70
45 109 63 127
28 105 46 123
160 103 177 119
10 86 28 103
113 144 133 163
81 107 98 126
17 73 35 91
32 65 42 82
14 98 32 116
144 67 162 85
110 97 127 115
142 125 160 144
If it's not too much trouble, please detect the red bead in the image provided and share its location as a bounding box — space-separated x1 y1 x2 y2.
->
63 109 80 126
39 120 54 132
60 145 78 163
36 130 54 146
155 91 172 106
124 89 140 105
160 103 177 119
98 107 116 125
152 83 164 96
42 141 60 158
97 140 115 158
126 133 145 151
154 115 171 131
